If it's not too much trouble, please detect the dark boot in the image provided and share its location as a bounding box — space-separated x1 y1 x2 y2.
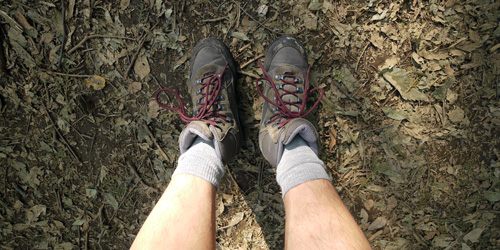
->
256 36 324 167
156 38 243 165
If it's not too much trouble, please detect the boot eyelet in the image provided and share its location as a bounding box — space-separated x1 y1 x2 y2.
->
218 95 225 100
196 89 202 94
294 78 302 83
226 117 232 122
296 87 303 93
221 106 227 111
196 79 202 84
297 97 302 102
275 75 281 80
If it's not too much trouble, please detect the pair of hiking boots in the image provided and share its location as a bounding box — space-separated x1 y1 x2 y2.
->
155 36 324 168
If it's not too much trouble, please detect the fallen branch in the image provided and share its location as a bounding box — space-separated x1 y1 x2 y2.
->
355 42 370 72
67 34 136 55
126 162 160 192
125 34 147 78
333 80 361 106
202 16 227 23
41 104 83 164
240 54 264 69
0 29 6 77
46 71 93 78
141 120 171 163
58 0 66 67
230 0 304 36
239 70 260 79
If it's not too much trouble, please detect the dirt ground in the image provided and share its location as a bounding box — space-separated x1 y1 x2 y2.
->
1 0 500 249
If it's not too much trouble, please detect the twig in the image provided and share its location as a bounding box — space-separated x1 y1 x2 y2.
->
125 34 147 78
496 75 499 100
126 162 159 192
230 0 303 36
355 42 370 72
0 10 22 32
141 120 171 163
46 71 94 78
58 0 66 67
201 16 227 23
238 43 251 53
42 103 83 164
0 28 6 77
239 71 260 79
257 161 264 203
333 80 361 106
67 34 136 55
240 54 264 69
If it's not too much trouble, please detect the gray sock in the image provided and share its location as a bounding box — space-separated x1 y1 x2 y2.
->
173 136 224 188
276 136 331 197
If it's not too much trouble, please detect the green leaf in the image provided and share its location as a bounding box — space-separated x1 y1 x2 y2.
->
484 191 500 203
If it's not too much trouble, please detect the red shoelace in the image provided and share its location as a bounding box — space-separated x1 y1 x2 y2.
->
255 59 324 128
155 64 231 127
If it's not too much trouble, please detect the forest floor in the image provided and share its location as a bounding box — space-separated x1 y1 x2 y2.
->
1 0 500 249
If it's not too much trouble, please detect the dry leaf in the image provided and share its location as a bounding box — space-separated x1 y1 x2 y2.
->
84 75 106 90
368 217 387 230
147 100 161 119
120 0 130 11
226 212 244 228
134 55 150 80
463 228 484 243
128 81 142 94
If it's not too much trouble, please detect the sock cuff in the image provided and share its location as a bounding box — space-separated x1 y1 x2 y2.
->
276 137 331 197
173 137 224 188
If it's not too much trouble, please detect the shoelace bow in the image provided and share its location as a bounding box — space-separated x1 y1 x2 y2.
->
155 64 230 127
255 59 324 128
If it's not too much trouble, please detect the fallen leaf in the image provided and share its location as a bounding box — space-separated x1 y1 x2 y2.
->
120 0 130 11
104 193 119 210
484 191 500 203
448 107 465 123
383 68 429 102
134 55 150 80
226 212 244 228
230 32 249 41
368 217 387 230
147 100 161 119
383 107 409 121
463 228 485 243
84 75 106 90
128 82 142 94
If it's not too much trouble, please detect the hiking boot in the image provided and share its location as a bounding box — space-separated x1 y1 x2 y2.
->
256 36 324 167
155 38 243 165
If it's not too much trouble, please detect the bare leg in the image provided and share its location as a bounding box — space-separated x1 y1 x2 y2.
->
131 174 216 250
284 179 371 250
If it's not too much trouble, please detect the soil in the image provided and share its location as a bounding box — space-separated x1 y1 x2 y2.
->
1 0 499 249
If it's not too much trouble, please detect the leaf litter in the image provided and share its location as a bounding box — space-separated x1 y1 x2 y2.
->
0 0 500 249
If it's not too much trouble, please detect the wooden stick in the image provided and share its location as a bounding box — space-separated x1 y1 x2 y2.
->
125 34 147 78
67 34 136 55
240 54 264 69
239 70 260 79
355 42 370 72
333 81 361 106
126 162 159 192
141 120 171 163
46 71 94 78
42 104 83 164
201 16 227 23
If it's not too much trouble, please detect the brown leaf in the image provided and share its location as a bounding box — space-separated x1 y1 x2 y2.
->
134 55 150 80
